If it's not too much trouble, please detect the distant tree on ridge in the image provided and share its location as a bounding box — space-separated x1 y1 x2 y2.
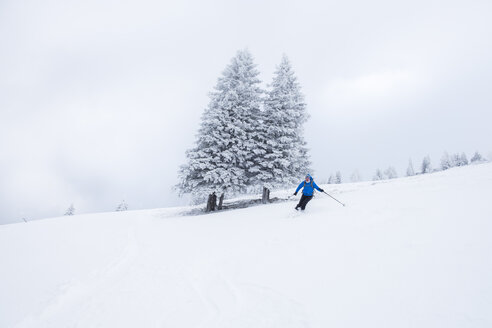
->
64 204 75 216
440 152 452 170
373 169 384 181
471 151 484 163
116 200 128 212
350 170 361 182
421 155 432 174
406 159 415 176
384 166 398 179
335 171 342 184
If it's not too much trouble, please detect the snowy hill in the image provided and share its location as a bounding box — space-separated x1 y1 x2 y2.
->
1 163 491 328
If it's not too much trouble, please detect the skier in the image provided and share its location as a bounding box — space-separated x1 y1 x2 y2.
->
293 174 324 210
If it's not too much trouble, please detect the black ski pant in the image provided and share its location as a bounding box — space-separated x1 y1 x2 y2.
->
296 194 313 210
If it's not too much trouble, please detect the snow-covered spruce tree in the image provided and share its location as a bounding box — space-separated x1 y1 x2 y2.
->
460 152 469 166
64 204 75 216
177 50 263 211
253 55 311 203
471 151 484 163
440 152 452 170
450 153 461 167
373 169 384 181
116 200 128 212
384 166 398 179
421 155 432 174
327 174 335 184
335 171 342 184
406 158 415 176
450 152 468 167
350 170 361 182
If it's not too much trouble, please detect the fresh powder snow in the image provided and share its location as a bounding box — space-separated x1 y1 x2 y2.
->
1 163 491 327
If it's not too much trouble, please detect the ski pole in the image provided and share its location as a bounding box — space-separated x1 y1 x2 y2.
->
323 191 346 207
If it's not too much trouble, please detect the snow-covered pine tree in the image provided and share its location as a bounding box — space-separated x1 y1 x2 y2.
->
471 151 484 163
421 155 432 174
384 166 398 179
64 204 75 216
335 171 342 184
440 152 451 170
350 170 361 182
406 158 415 176
254 55 311 203
177 50 263 211
460 152 469 166
450 153 461 167
327 174 335 184
373 169 384 181
116 200 128 212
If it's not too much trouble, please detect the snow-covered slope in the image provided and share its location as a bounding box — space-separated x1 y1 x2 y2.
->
1 164 492 328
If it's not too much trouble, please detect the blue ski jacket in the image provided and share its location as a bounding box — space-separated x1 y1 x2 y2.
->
295 175 322 196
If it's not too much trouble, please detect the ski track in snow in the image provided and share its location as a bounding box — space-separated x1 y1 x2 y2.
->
181 271 310 328
10 219 311 328
14 228 140 328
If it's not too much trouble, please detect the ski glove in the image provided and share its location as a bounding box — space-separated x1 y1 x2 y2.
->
319 188 324 192
294 192 298 196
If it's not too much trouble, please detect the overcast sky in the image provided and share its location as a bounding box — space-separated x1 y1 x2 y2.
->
1 0 491 224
